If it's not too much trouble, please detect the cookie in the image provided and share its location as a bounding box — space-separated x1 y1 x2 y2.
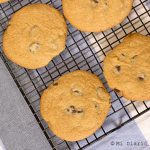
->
103 33 150 101
3 4 67 69
62 0 133 32
0 0 9 3
40 70 110 141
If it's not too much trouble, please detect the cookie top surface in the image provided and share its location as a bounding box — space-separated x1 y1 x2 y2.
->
40 70 110 141
3 4 67 69
62 0 133 32
0 0 9 3
103 33 150 101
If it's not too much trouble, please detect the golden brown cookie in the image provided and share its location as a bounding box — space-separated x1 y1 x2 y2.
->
3 4 67 69
62 0 133 32
103 33 150 101
0 0 9 3
40 70 110 141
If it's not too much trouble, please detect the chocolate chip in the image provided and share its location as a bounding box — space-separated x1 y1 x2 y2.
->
115 65 121 72
77 109 83 113
66 106 83 114
104 1 108 5
132 55 138 59
95 103 99 109
114 88 120 93
93 0 99 3
53 82 58 86
72 110 77 113
121 53 125 56
67 105 76 113
138 77 144 81
138 74 145 81
70 105 75 109
73 90 80 94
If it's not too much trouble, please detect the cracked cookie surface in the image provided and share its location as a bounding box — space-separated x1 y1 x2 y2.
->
3 4 67 69
62 0 133 32
40 70 110 141
103 33 150 101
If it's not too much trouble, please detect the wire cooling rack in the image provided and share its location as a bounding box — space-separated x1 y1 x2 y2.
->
0 0 150 149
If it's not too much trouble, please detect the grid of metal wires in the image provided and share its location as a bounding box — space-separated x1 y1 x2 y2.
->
0 0 150 149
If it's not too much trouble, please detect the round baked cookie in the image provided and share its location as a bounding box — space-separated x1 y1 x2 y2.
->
62 0 133 32
3 4 67 69
40 70 110 141
0 0 9 3
103 33 150 101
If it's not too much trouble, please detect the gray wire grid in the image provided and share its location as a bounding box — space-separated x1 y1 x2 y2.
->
0 0 150 149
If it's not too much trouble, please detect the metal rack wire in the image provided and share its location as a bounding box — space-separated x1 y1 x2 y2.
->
0 0 150 149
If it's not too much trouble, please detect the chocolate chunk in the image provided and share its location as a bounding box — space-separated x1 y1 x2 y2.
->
73 90 80 94
72 110 77 113
70 105 75 109
132 55 138 59
138 77 144 80
67 105 76 113
77 109 83 113
67 109 76 113
138 74 145 81
53 82 58 86
114 88 120 93
67 105 83 114
121 53 125 56
131 55 138 63
95 103 99 109
137 73 145 81
115 65 121 72
104 1 108 5
93 0 99 3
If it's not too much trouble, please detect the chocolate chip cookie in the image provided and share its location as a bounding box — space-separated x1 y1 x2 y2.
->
103 33 150 101
3 4 67 69
62 0 133 32
40 70 110 141
0 0 9 3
